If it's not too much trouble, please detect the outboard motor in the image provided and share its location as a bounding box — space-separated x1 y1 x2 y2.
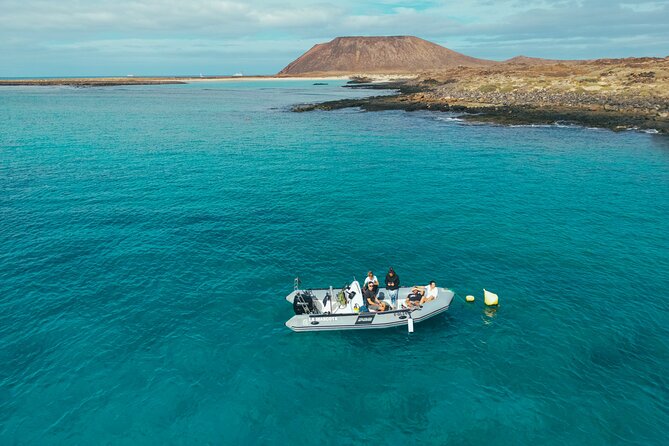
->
293 290 317 315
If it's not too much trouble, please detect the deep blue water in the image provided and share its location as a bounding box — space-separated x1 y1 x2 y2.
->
1 81 668 445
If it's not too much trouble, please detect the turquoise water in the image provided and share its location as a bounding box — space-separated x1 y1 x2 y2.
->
1 81 668 445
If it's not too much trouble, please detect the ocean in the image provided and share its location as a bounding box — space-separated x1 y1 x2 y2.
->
1 80 668 445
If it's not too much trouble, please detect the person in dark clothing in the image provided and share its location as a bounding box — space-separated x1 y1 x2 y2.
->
385 267 400 308
364 281 387 312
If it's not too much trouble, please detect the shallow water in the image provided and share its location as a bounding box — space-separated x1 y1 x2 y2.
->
1 81 668 445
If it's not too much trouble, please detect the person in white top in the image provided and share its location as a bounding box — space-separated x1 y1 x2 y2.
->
363 271 379 296
420 281 439 305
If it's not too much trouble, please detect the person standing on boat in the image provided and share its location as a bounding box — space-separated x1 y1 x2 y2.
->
363 271 379 295
384 267 400 307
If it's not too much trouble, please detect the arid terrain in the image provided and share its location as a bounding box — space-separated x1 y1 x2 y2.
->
294 55 669 133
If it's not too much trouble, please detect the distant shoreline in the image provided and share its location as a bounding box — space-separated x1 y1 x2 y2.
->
0 75 353 87
3 67 666 135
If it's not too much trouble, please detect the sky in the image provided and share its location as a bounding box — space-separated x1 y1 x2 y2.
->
0 0 668 76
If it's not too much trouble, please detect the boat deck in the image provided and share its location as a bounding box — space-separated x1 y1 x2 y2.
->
285 282 454 332
287 285 440 315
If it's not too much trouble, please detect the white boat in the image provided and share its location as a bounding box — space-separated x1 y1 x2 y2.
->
285 279 454 332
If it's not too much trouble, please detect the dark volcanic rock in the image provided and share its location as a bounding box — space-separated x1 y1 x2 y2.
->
293 89 668 134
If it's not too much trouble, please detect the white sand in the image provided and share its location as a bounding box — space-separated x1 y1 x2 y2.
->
182 76 350 82
182 74 417 83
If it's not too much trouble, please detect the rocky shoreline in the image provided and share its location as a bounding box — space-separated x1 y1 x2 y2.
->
293 90 669 133
293 58 669 134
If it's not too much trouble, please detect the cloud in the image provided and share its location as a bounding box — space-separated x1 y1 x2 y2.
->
1 0 668 75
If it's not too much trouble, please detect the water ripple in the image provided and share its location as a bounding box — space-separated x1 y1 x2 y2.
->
1 81 668 444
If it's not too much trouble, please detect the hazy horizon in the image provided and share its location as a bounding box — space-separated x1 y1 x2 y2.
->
1 0 668 77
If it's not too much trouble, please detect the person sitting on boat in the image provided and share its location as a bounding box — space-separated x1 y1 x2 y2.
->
363 271 379 296
364 281 387 312
420 281 439 305
405 286 424 308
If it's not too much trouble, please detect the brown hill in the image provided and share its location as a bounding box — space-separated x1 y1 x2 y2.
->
278 36 494 76
503 55 574 65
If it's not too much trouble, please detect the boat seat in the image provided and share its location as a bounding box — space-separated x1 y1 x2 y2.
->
375 291 391 311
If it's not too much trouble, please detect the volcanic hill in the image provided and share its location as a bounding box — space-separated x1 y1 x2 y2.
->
503 55 570 65
278 36 494 76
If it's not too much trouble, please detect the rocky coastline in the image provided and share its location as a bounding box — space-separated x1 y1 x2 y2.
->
293 57 669 134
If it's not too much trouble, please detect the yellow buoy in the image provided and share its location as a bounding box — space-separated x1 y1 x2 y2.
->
484 289 499 306
465 295 475 302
